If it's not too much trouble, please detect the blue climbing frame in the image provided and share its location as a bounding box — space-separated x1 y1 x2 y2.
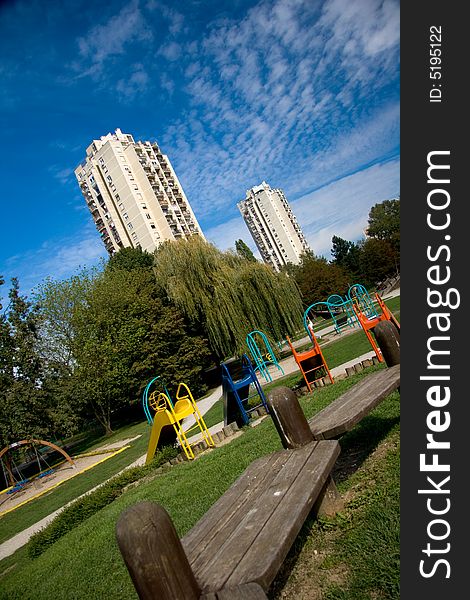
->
221 354 269 425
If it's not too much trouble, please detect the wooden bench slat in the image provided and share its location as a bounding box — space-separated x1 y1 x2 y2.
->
187 446 316 576
187 440 339 592
182 451 293 558
201 583 268 599
308 364 400 440
224 441 340 591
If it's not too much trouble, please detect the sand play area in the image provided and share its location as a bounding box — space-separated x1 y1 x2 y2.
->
0 436 141 517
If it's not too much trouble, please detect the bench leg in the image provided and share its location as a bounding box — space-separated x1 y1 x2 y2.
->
116 501 201 600
373 320 400 367
313 475 344 518
266 385 315 449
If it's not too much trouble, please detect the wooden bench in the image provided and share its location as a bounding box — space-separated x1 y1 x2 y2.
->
307 364 400 440
116 389 341 599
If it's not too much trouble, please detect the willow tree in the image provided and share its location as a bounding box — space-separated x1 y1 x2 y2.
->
153 237 304 359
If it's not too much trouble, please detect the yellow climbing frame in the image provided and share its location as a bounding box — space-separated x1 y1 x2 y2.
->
145 382 215 464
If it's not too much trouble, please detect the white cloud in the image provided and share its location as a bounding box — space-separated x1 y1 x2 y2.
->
292 158 400 258
2 226 107 298
116 63 150 99
158 41 182 61
49 165 74 185
156 0 399 227
74 0 152 79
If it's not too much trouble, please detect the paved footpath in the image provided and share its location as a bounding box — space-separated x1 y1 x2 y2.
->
0 288 399 561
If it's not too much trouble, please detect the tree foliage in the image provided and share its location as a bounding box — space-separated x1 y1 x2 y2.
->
35 262 212 436
34 270 95 373
106 246 155 272
153 237 303 359
331 236 361 279
367 198 400 249
0 278 51 448
288 251 350 305
358 238 399 288
235 239 257 262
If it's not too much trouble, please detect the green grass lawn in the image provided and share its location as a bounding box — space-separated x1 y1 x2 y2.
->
0 365 400 600
0 421 151 544
0 295 401 597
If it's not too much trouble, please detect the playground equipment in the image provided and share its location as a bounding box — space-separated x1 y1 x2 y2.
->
326 293 358 333
142 376 172 425
246 330 285 383
306 301 334 321
350 286 401 362
221 354 269 427
0 439 75 490
145 383 214 464
347 284 377 318
286 325 334 393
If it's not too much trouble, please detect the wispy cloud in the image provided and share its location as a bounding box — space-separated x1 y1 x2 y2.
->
116 63 150 100
156 0 400 226
2 225 107 298
73 0 152 79
293 157 400 258
49 165 75 185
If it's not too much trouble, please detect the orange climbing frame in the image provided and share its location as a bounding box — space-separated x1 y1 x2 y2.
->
286 326 334 393
352 293 400 362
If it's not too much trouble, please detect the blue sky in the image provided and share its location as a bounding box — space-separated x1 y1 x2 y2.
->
0 0 400 300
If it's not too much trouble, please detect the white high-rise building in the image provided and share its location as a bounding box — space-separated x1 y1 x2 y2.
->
237 181 310 271
75 129 204 255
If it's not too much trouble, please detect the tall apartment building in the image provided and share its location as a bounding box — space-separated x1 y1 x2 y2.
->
237 181 310 271
75 129 204 255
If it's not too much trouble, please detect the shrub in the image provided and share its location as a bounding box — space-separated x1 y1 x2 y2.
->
27 445 178 558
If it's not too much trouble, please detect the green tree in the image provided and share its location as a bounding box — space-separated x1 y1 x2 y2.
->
331 236 361 279
107 246 155 272
33 270 97 439
34 270 95 373
289 251 350 304
367 198 400 250
235 239 257 262
153 237 303 359
358 238 398 287
0 278 51 448
71 264 212 435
